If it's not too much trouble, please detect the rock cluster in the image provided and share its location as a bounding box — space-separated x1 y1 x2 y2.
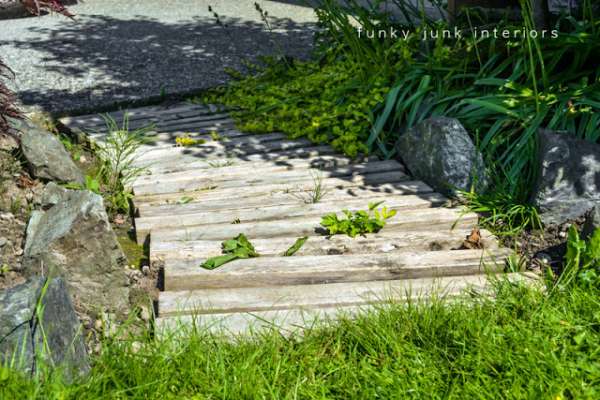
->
22 183 130 317
0 277 90 379
1 117 128 377
395 117 488 197
18 118 85 185
531 129 600 226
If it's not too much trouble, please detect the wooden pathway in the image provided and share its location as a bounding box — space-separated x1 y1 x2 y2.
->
61 102 529 336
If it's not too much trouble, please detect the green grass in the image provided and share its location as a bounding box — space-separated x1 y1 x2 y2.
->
2 280 599 399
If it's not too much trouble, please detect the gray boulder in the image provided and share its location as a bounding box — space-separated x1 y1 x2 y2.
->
19 119 84 185
395 117 488 197
582 207 600 240
531 130 600 226
0 277 89 379
22 185 129 317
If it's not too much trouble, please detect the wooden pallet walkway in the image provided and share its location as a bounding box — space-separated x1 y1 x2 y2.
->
61 102 531 336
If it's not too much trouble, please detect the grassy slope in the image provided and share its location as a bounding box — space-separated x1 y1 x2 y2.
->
1 281 599 399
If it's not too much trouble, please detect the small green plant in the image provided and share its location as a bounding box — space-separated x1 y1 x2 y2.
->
557 226 600 290
253 2 289 66
506 253 528 273
209 131 222 141
291 170 328 204
283 236 308 256
177 196 194 205
9 198 21 215
459 189 542 237
95 114 152 214
62 175 100 194
201 234 259 270
208 5 230 33
175 135 206 147
320 202 397 238
0 263 9 275
84 175 101 194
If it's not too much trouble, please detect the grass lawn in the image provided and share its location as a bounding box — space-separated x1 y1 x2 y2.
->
2 279 599 399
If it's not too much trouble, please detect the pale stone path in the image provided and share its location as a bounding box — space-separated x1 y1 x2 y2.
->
61 102 531 336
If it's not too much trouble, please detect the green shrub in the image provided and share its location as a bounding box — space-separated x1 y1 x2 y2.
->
202 0 600 212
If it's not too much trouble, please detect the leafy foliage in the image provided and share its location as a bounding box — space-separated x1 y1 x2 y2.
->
283 236 308 256
202 0 600 214
201 233 259 270
175 135 206 147
557 226 600 290
93 115 152 214
459 187 542 236
320 202 397 238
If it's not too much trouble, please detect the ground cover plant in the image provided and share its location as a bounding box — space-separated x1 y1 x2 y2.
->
201 0 600 235
320 201 397 237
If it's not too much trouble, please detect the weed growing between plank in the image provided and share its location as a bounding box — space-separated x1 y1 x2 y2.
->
321 201 397 238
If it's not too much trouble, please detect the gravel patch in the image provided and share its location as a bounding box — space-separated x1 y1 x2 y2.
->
0 0 317 115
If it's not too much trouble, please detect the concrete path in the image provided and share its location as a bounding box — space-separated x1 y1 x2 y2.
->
0 1 317 114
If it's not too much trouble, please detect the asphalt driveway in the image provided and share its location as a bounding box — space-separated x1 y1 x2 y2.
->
0 1 317 114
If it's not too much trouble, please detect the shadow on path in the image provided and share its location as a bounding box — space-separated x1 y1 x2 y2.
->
4 14 315 115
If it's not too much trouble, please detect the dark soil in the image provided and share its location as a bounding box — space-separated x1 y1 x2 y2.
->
502 214 589 275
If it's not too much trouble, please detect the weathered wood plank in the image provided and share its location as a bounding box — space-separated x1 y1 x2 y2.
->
156 305 365 337
132 137 324 169
152 229 499 267
160 267 517 316
119 116 235 133
134 152 373 185
147 207 478 245
133 160 405 195
136 172 422 207
134 170 415 208
131 138 330 169
137 180 432 217
163 248 509 291
136 193 446 237
155 273 535 336
136 145 340 174
136 153 373 181
130 132 298 162
73 112 233 131
59 102 215 127
131 131 286 148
